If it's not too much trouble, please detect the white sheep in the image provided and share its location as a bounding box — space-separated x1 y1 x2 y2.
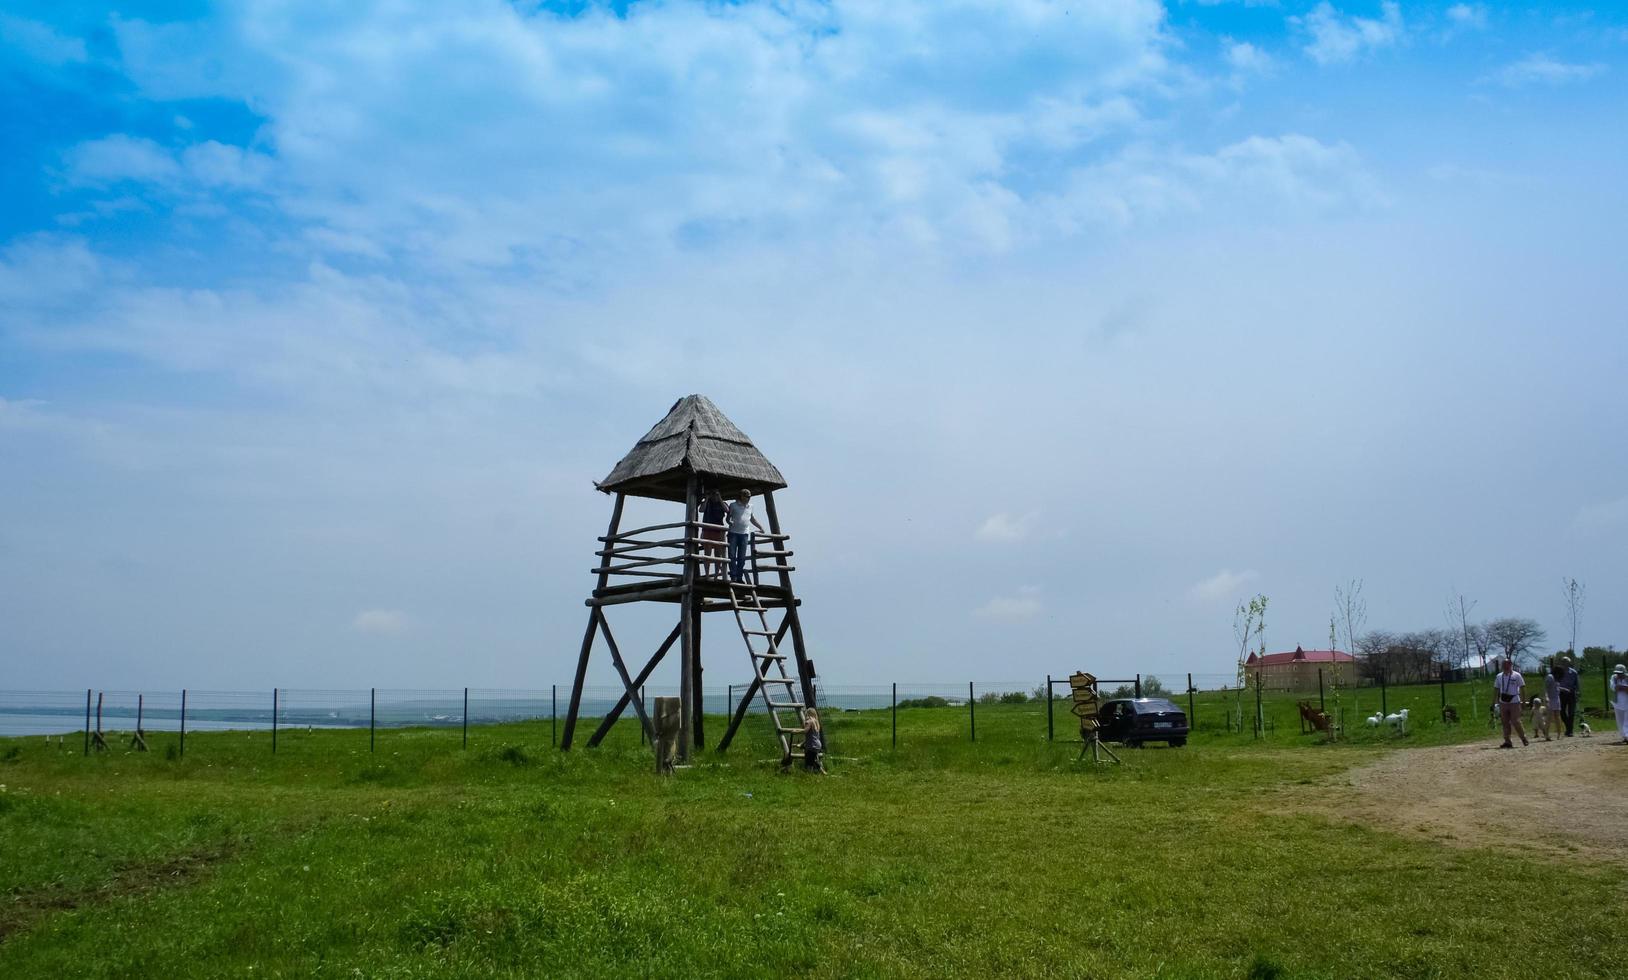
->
1384 708 1409 734
1365 710 1384 727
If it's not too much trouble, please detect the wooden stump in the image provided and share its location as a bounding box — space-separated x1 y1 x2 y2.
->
653 696 681 775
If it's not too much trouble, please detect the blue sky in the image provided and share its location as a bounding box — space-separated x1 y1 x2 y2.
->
2 1 1626 692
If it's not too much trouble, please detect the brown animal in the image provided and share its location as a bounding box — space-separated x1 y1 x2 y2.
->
1441 705 1459 724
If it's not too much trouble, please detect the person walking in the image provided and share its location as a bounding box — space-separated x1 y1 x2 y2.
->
1541 664 1563 741
726 489 764 584
1557 656 1581 737
1612 664 1628 744
1494 659 1528 749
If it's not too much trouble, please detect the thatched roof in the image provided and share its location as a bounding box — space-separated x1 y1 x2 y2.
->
597 395 786 502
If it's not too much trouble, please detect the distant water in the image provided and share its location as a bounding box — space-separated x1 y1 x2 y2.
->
0 688 980 738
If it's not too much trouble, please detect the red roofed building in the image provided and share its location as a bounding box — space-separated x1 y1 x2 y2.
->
1244 646 1356 692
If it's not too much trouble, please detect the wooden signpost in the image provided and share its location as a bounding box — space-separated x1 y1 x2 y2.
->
1069 671 1120 765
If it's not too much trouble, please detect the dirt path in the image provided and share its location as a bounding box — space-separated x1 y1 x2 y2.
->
1319 733 1628 866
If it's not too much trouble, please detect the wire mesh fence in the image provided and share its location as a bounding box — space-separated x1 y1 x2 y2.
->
4 662 1618 752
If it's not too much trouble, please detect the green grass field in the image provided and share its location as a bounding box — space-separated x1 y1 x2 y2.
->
3 684 1623 979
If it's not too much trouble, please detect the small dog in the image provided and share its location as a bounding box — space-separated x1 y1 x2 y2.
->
1578 720 1592 737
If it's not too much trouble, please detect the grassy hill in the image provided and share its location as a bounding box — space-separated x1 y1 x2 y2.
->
2 691 1622 978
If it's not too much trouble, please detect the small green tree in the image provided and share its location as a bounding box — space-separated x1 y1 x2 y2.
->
1234 595 1268 733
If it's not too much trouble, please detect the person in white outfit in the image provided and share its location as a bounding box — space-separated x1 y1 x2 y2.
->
1494 659 1528 749
1612 664 1628 744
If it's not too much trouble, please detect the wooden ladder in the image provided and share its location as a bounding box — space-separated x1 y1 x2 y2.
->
726 577 803 762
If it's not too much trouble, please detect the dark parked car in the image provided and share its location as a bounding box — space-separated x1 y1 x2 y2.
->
1096 698 1188 747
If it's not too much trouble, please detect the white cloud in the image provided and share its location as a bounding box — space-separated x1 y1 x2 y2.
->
1572 496 1628 534
1189 568 1259 602
1296 2 1404 65
1490 54 1606 88
0 14 88 67
63 136 276 192
1225 40 1274 76
91 1 1169 264
975 587 1043 622
1046 133 1383 229
352 609 409 635
64 136 183 187
1445 4 1487 30
976 511 1038 542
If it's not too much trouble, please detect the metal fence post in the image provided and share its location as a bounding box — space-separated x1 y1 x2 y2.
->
83 688 91 756
727 683 734 721
462 687 469 750
969 681 976 742
1318 669 1325 712
1439 667 1446 707
370 688 376 752
1135 673 1142 698
551 684 557 747
272 688 278 754
1381 670 1388 717
891 682 897 748
1187 673 1196 731
1046 674 1054 741
639 685 646 746
180 688 187 759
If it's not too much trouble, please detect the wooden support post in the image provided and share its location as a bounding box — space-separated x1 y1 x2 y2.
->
653 697 681 774
1047 675 1054 741
588 621 681 747
563 494 625 750
551 684 557 747
678 477 698 762
727 683 734 721
179 689 187 759
762 492 816 711
969 681 976 742
92 692 107 752
1254 673 1263 738
130 694 148 752
892 682 897 748
462 687 469 750
370 688 376 752
692 589 704 748
272 688 278 754
83 689 91 756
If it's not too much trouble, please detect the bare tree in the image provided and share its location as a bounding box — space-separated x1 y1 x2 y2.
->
1469 622 1493 672
1562 577 1585 657
1445 592 1477 671
1334 579 1367 662
1484 617 1548 669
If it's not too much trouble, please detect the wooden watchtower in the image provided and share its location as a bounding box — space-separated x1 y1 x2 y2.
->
561 395 817 763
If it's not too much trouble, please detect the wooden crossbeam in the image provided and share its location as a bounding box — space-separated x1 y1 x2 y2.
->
586 621 683 747
597 614 656 743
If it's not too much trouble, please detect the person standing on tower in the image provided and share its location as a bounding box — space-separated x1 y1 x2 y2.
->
726 489 765 583
699 488 728 578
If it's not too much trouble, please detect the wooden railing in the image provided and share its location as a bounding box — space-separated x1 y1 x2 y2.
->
592 521 793 587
